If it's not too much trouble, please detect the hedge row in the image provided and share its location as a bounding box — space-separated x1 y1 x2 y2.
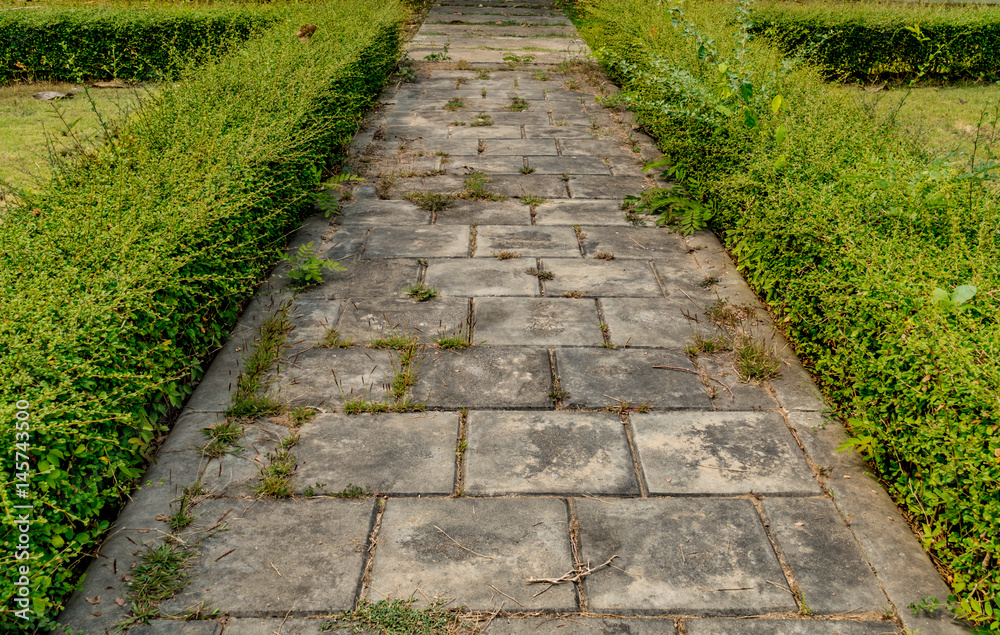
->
0 5 284 82
751 0 1000 80
578 0 999 628
0 0 405 628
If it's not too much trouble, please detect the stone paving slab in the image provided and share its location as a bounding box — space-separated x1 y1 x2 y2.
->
487 174 571 198
474 297 603 346
474 225 580 257
575 497 797 615
434 200 533 225
271 348 397 408
580 226 686 258
465 410 638 494
368 497 577 611
415 345 552 409
630 412 821 495
288 300 344 350
486 617 679 634
424 258 540 296
697 356 780 412
600 296 711 348
533 200 632 226
428 6 561 16
427 14 571 25
161 498 374 615
412 35 590 52
295 412 458 496
529 156 611 175
364 226 470 258
293 260 420 302
335 296 470 345
525 125 603 139
448 124 533 138
321 226 368 261
424 24 578 37
221 618 372 634
131 622 222 635
762 497 888 614
337 200 431 226
684 620 900 635
542 259 663 297
201 420 294 497
479 138 560 155
443 155 536 175
555 348 713 410
569 176 650 199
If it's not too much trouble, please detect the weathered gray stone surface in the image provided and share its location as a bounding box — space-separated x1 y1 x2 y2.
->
474 297 603 346
425 258 540 296
631 412 821 495
64 3 958 631
415 346 552 409
295 412 458 495
368 498 577 611
161 498 374 615
555 348 713 409
576 497 797 615
684 620 900 635
465 410 638 494
762 497 887 614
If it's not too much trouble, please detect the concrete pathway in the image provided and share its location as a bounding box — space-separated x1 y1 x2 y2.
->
60 1 965 634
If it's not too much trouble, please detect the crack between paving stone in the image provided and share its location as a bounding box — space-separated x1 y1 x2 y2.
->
749 494 806 615
356 497 387 606
620 412 649 498
565 498 587 612
454 408 469 497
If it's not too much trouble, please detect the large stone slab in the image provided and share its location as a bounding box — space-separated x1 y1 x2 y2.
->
480 138 560 155
434 200 533 225
474 225 580 257
697 356 779 411
424 258 540 296
293 260 420 302
336 296 470 345
486 617 678 634
580 226 686 259
465 410 638 494
568 176 650 199
338 199 431 226
534 200 632 226
474 297 603 346
485 174 571 199
575 498 797 614
368 498 577 611
130 622 222 635
321 226 369 262
415 345 552 409
161 498 375 615
528 156 611 175
762 497 888 614
555 348 713 410
288 300 344 350
631 412 821 495
600 297 713 348
222 618 370 634
684 620 899 635
201 419 295 497
295 412 458 496
364 226 470 258
270 348 397 409
542 259 663 297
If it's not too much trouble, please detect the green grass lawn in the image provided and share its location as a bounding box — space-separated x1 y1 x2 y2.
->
0 82 149 193
850 82 1000 157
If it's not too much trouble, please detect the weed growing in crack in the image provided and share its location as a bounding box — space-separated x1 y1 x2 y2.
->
329 484 371 498
116 543 194 630
201 419 242 458
405 283 439 301
476 69 491 80
253 441 297 498
599 322 616 348
405 192 453 213
166 482 204 532
550 377 570 403
532 71 551 81
329 598 472 634
706 299 756 329
226 306 290 418
733 334 781 383
506 96 530 111
573 224 587 241
521 195 548 207
503 53 534 69
520 164 536 174
457 172 506 201
443 97 467 111
525 267 554 281
290 406 316 425
562 290 589 298
322 327 354 349
493 249 521 260
470 113 494 127
368 329 419 350
284 242 344 289
451 120 467 126
606 398 651 416
594 252 615 260
685 332 732 357
700 274 720 288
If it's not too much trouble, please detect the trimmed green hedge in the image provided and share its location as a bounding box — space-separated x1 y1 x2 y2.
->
0 5 284 83
579 0 999 628
751 0 1000 80
0 0 405 628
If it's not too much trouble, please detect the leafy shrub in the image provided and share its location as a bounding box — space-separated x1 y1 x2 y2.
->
0 6 284 83
0 0 405 627
579 0 999 627
751 0 1000 81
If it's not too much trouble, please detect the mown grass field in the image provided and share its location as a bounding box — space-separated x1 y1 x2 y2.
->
0 83 149 192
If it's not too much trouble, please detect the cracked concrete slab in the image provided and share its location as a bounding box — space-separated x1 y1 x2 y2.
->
474 297 603 346
415 345 552 409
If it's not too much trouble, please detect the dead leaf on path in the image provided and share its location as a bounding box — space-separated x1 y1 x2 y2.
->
85 596 100 605
155 514 169 522
114 597 126 607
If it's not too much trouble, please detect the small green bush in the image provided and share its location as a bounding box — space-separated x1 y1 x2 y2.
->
0 0 405 627
751 0 1000 80
580 0 999 627
0 6 284 83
